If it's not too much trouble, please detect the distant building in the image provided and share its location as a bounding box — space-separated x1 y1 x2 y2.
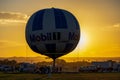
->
79 60 120 72
92 60 115 68
0 65 12 72
112 62 120 72
79 65 97 72
19 63 36 73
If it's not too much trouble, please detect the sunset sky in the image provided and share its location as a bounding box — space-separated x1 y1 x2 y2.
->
0 0 120 58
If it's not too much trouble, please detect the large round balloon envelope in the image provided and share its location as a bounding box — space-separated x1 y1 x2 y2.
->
25 8 80 60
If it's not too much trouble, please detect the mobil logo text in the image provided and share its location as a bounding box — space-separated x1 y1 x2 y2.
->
30 32 79 42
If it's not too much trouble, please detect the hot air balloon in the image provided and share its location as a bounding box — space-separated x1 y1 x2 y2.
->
25 8 80 70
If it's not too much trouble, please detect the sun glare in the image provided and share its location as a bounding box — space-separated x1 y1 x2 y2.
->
79 31 89 50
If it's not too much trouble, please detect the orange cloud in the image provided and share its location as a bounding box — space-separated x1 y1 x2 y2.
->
0 40 25 48
0 12 28 23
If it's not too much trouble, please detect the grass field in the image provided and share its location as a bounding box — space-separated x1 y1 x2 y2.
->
0 72 120 80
